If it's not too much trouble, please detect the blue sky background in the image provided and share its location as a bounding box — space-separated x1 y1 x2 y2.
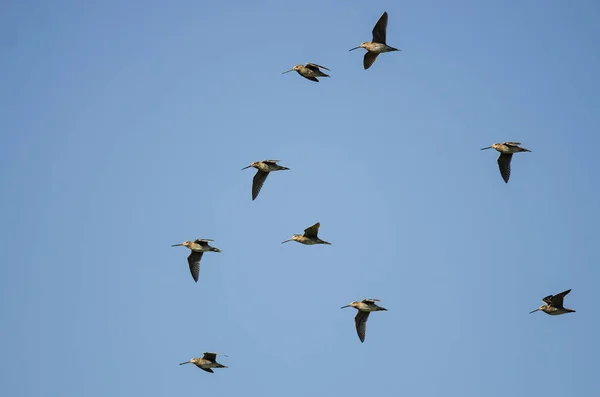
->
2 0 599 395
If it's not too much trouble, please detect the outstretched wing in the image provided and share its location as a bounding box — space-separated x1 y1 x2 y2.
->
200 367 214 373
306 63 330 71
497 153 513 183
301 75 319 82
252 170 269 200
202 352 218 362
187 252 203 282
194 239 213 245
550 289 571 308
363 52 380 70
362 298 381 304
372 12 388 44
303 222 321 238
354 311 370 343
503 142 522 147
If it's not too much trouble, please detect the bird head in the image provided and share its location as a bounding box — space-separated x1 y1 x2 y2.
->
341 301 359 309
241 162 259 170
529 305 544 314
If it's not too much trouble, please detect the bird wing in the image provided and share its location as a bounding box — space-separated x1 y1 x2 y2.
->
354 311 370 343
194 239 214 244
503 142 522 147
301 75 320 82
303 222 321 238
363 52 380 70
497 153 513 183
187 251 203 282
252 170 269 200
200 367 214 373
262 160 280 164
362 298 381 304
372 11 388 44
550 289 571 308
202 352 218 362
306 63 330 71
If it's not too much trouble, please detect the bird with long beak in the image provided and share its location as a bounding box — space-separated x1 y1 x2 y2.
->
171 239 221 282
529 289 576 316
179 352 228 373
281 222 331 245
341 299 387 343
241 160 289 200
282 63 330 82
349 11 400 70
481 142 531 183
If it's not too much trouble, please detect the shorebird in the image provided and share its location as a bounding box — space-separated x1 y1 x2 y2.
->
282 63 330 82
341 299 387 343
349 11 400 70
179 352 228 373
241 160 289 200
481 142 531 183
171 239 221 282
281 222 331 245
529 289 576 316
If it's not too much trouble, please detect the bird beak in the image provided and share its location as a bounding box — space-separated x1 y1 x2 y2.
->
529 308 540 314
349 46 361 51
171 243 183 247
179 361 191 365
340 305 351 309
281 239 292 244
241 165 252 170
282 69 294 74
480 146 492 150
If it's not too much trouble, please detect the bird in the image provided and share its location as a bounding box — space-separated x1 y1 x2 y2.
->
282 63 330 82
529 289 576 316
241 160 289 200
281 222 331 245
171 239 221 282
349 11 400 70
481 142 531 183
341 299 387 343
179 352 228 373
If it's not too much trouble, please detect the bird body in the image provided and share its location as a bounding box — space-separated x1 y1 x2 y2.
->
171 239 221 282
242 160 289 200
180 352 228 373
282 63 330 82
349 12 399 69
281 222 331 245
481 141 531 183
341 299 387 342
530 289 575 316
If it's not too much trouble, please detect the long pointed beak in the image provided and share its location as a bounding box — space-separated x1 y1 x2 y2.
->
480 146 492 150
281 239 293 244
171 243 183 247
529 308 540 314
340 305 351 309
349 46 361 51
282 69 294 74
179 361 191 365
241 165 251 170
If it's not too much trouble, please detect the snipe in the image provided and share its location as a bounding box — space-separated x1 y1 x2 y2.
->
171 239 221 282
282 63 330 82
180 352 228 373
341 299 387 343
281 222 331 245
242 160 289 200
349 11 400 70
481 142 531 183
530 289 576 316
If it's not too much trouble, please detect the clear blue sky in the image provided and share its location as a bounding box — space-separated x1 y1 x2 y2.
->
2 0 599 395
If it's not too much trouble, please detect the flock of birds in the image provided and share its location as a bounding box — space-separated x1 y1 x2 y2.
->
173 11 575 375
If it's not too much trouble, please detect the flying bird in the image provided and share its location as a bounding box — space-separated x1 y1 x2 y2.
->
179 352 228 373
282 63 330 82
481 142 531 183
171 239 221 282
341 299 387 342
529 289 576 316
281 222 331 245
349 11 400 70
241 160 289 200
